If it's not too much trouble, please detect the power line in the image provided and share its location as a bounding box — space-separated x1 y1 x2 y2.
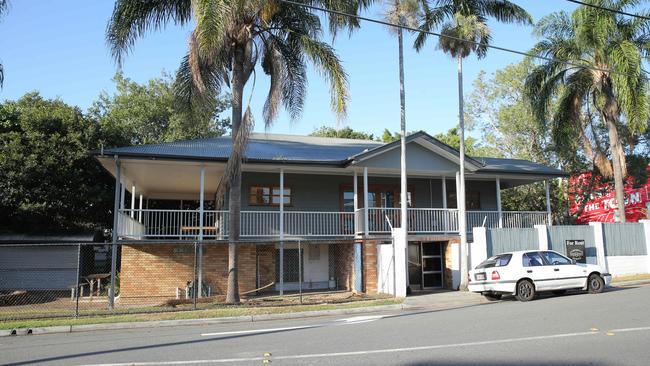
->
565 0 650 21
277 0 621 75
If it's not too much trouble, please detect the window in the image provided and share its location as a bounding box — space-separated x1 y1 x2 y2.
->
541 251 572 265
249 186 291 206
476 254 512 269
523 252 545 267
446 191 481 209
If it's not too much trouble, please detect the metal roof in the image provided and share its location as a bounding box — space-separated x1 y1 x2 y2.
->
95 132 567 176
99 133 382 165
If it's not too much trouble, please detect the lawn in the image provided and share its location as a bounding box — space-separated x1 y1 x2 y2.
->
0 294 402 331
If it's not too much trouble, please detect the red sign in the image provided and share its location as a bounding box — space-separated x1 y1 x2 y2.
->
569 165 650 224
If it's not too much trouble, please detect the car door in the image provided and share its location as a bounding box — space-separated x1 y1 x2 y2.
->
521 252 557 291
541 251 587 289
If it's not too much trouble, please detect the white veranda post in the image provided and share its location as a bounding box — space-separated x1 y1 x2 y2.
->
279 168 284 295
545 180 552 225
198 166 205 297
496 177 502 228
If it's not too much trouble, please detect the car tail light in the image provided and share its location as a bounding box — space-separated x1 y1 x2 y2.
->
491 271 500 280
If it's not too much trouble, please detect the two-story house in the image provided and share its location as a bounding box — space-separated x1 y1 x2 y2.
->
94 131 567 303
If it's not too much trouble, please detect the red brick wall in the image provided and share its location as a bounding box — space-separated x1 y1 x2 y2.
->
119 244 275 301
363 240 378 294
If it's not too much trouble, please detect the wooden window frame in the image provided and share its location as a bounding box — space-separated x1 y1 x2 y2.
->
248 185 293 207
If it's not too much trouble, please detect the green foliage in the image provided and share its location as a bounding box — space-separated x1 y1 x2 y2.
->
310 126 375 140
89 72 229 147
381 128 401 143
0 93 114 233
432 127 490 157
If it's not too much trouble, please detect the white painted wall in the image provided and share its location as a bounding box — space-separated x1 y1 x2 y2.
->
605 256 649 277
376 242 395 296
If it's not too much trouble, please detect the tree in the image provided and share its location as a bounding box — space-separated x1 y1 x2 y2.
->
433 127 489 156
107 0 369 303
525 3 650 223
416 0 531 291
381 128 401 143
89 72 230 147
0 93 115 233
310 126 375 140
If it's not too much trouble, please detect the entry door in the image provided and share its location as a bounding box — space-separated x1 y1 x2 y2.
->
408 242 445 290
408 243 422 288
421 242 444 289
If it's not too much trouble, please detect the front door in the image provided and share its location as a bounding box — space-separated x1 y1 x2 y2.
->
408 242 445 291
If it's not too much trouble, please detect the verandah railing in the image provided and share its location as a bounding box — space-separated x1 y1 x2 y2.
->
117 208 548 239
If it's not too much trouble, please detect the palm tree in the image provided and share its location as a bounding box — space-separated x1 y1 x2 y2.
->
383 0 420 280
0 0 8 88
107 0 370 303
415 0 531 291
525 2 650 223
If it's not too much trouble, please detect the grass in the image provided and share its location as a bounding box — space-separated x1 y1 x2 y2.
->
0 298 402 331
612 273 650 283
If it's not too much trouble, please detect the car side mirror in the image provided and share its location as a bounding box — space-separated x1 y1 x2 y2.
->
571 259 576 265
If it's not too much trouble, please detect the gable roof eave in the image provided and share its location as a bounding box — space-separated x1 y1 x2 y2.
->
345 131 484 171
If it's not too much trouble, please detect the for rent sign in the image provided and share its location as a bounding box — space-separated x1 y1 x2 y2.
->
569 165 650 224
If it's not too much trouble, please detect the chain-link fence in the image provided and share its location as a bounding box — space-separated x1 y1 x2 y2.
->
0 240 367 321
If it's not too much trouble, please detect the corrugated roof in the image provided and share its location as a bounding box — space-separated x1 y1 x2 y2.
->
101 133 382 164
96 132 567 176
476 157 567 176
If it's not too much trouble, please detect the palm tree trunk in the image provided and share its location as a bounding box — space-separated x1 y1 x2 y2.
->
398 27 408 245
600 81 627 223
225 44 245 304
458 54 469 291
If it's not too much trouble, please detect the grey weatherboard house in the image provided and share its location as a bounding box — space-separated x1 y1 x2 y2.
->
93 131 567 301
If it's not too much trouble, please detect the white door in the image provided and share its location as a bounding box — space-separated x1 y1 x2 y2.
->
541 251 587 289
521 252 558 291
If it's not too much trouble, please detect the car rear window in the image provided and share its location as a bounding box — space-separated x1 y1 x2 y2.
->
476 254 512 269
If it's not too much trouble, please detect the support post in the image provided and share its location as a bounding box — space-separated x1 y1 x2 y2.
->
198 166 205 297
535 224 549 251
353 171 359 234
138 194 143 223
640 220 650 273
109 156 121 310
496 177 502 228
130 184 136 218
545 180 552 225
363 167 369 237
442 177 447 232
279 168 284 295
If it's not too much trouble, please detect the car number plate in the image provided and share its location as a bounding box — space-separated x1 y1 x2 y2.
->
475 273 486 281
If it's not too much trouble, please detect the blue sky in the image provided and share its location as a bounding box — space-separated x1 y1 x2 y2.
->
0 1 578 138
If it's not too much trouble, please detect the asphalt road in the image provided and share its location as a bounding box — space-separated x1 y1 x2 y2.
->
2 285 650 366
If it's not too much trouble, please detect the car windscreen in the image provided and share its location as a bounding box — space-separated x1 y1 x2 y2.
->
476 254 512 269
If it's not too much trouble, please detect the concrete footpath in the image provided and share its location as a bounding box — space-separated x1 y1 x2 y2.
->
3 280 648 338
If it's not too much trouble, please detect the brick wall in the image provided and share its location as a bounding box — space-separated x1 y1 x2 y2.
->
363 240 378 294
444 239 458 290
331 243 354 291
119 243 275 302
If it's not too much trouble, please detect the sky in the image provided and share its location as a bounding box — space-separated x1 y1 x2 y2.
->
0 1 579 139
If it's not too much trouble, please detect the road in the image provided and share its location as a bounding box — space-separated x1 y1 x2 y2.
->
2 285 650 366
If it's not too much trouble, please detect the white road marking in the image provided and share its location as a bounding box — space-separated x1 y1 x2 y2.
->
608 326 650 333
78 327 650 366
200 324 317 337
200 315 385 337
337 315 384 324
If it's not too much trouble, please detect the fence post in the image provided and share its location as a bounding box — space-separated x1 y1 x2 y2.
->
298 240 302 304
589 222 608 272
109 156 121 310
75 244 81 318
640 220 650 273
535 225 549 251
193 242 198 310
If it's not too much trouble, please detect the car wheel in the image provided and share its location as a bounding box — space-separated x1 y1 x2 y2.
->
552 290 567 295
588 274 605 294
483 293 502 301
516 279 536 302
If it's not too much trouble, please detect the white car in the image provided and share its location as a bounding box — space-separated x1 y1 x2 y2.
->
468 250 612 302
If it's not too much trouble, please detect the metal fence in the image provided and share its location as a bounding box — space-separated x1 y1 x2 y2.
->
0 240 363 321
486 228 539 257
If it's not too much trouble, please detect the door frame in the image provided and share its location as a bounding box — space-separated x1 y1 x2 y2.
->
408 241 445 291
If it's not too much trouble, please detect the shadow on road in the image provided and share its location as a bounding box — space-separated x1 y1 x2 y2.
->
404 361 606 366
